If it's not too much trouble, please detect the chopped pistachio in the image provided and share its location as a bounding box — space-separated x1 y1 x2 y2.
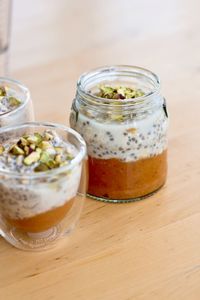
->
2 130 75 173
40 152 50 163
55 154 62 164
20 137 28 146
60 161 68 167
9 145 25 155
111 115 124 121
44 132 54 141
23 151 40 165
38 141 52 150
0 145 5 154
34 163 49 172
36 148 42 154
98 85 115 98
96 85 145 100
47 160 58 169
66 154 74 160
55 147 63 153
0 87 6 97
30 144 36 150
24 146 30 156
34 133 43 144
27 135 41 145
9 97 21 107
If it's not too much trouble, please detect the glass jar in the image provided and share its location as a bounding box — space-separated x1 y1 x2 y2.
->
70 65 168 203
0 122 87 251
0 77 34 127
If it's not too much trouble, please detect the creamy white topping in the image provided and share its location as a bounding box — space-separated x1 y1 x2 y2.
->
0 164 81 219
71 108 168 162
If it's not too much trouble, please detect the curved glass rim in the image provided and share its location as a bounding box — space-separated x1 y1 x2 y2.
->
0 122 87 179
77 65 161 105
0 77 31 118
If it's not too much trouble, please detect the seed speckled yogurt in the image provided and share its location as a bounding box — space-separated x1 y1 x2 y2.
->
71 107 168 162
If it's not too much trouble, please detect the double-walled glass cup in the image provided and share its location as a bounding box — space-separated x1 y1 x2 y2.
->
70 65 169 203
0 122 87 251
0 78 34 127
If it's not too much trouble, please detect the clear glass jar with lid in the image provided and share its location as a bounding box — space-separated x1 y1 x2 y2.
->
70 65 168 203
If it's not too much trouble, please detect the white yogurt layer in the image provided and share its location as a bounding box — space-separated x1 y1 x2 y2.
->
0 163 82 219
71 107 168 162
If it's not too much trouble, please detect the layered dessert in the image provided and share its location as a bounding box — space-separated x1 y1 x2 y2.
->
71 85 168 201
0 130 82 232
0 80 33 127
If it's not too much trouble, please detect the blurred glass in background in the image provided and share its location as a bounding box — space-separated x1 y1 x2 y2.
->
0 0 12 76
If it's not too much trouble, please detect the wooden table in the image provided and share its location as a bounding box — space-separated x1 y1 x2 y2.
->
1 0 200 299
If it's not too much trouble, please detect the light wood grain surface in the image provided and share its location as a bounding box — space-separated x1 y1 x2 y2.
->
1 0 200 299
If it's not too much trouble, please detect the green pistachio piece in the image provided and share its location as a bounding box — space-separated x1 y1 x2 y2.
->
0 87 6 97
60 161 68 167
9 97 21 107
44 132 54 141
9 145 25 155
0 145 5 154
55 154 62 164
117 87 126 97
20 137 28 146
34 133 43 144
24 146 30 156
34 163 49 172
97 85 144 99
66 153 74 160
47 160 58 169
55 147 63 153
40 151 50 163
38 141 52 150
36 148 42 154
30 144 36 150
111 115 124 121
27 135 41 145
23 151 40 165
99 85 115 98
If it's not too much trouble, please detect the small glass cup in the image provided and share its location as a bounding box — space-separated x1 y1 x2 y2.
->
0 77 34 127
0 122 87 251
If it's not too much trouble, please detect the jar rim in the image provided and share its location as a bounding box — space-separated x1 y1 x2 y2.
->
77 65 161 106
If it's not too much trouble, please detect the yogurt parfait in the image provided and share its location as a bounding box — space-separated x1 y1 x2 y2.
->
70 65 168 203
0 122 87 250
0 78 33 128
